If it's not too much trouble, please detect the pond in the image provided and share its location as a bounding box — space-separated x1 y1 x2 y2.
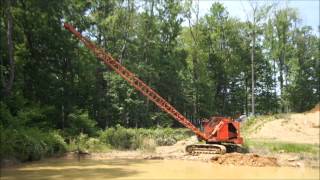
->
1 158 318 179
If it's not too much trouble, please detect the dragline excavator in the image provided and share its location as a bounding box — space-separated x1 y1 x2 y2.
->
64 23 243 154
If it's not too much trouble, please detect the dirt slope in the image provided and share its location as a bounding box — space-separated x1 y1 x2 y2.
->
246 104 320 144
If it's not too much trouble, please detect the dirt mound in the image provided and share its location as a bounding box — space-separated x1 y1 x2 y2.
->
211 153 278 167
308 103 320 113
247 108 320 144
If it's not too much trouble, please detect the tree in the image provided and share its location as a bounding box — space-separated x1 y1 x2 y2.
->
286 26 319 112
1 0 15 97
1 0 319 134
273 8 298 112
245 1 273 115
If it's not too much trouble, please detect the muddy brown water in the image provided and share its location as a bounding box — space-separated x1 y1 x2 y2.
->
1 159 318 179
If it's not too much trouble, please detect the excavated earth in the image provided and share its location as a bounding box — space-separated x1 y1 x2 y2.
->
65 136 280 167
210 153 278 167
63 105 320 168
70 135 318 168
246 104 320 144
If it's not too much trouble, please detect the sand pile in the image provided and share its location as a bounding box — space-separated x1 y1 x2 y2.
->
247 104 320 144
308 103 320 113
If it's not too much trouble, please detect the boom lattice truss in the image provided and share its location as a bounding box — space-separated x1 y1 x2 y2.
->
64 23 207 140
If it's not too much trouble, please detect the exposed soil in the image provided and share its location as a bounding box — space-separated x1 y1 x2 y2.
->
247 104 320 144
211 153 278 167
63 136 288 168
66 125 319 168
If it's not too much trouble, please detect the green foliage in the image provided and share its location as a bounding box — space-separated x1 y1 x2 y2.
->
99 124 134 149
68 125 185 152
67 110 97 136
0 126 67 161
46 131 68 156
1 0 318 131
0 0 319 163
16 105 55 129
99 125 192 150
0 100 55 129
152 128 190 146
0 102 14 126
67 133 110 153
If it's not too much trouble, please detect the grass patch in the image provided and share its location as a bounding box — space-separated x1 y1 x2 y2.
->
245 139 319 155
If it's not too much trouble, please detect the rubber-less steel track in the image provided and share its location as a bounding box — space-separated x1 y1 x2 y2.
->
185 144 227 155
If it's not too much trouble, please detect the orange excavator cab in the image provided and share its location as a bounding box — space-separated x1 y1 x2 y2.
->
185 117 243 154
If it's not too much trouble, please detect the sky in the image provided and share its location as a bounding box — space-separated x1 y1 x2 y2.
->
182 0 319 35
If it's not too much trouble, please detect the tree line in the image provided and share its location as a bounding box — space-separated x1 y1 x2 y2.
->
1 0 319 132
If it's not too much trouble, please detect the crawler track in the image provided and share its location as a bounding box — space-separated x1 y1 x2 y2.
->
185 144 226 155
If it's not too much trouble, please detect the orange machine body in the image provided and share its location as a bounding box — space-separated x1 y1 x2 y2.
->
201 117 243 144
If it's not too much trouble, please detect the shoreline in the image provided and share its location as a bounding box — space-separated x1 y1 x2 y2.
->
59 149 319 168
2 150 319 169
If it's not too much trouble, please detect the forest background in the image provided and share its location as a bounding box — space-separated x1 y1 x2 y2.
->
0 0 319 161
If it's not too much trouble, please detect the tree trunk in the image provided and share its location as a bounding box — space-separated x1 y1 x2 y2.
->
245 78 248 116
279 54 284 112
192 52 199 119
187 1 200 120
251 19 256 116
1 1 15 97
61 104 65 130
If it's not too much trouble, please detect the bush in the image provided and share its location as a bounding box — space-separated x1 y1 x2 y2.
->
66 110 97 136
67 133 110 153
140 138 156 152
45 131 68 156
99 125 135 149
0 126 67 162
98 125 192 150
